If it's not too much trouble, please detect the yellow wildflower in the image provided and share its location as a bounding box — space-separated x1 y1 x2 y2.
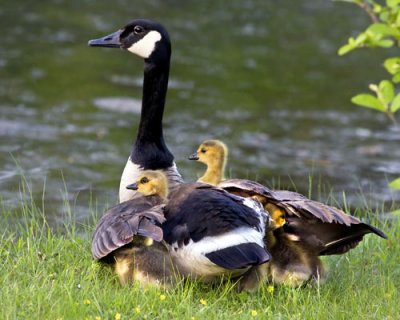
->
95 317 101 320
83 299 91 305
135 307 141 314
251 309 258 317
199 298 207 306
160 294 166 301
267 285 274 293
115 313 121 320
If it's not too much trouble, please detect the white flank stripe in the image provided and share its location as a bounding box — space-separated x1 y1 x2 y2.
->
242 197 268 234
169 227 264 278
127 31 162 58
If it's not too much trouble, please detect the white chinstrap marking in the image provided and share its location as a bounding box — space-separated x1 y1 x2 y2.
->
119 158 143 203
168 227 264 278
127 31 162 58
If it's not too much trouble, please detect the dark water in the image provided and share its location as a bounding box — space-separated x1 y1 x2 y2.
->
1 0 399 227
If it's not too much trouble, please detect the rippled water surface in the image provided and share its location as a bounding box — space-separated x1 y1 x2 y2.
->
1 0 399 227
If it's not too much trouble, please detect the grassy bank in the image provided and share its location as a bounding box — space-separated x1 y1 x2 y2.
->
0 195 398 320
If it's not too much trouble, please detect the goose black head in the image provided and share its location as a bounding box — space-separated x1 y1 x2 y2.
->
88 19 171 63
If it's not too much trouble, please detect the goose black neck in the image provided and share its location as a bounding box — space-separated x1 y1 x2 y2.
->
131 59 174 169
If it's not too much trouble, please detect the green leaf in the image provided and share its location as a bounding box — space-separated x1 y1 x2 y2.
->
378 80 394 104
384 57 400 74
355 33 368 45
373 4 382 13
351 94 386 111
338 44 356 56
389 177 400 189
379 11 390 22
387 0 400 8
390 209 400 215
390 93 400 112
392 72 400 83
376 39 394 47
367 23 400 38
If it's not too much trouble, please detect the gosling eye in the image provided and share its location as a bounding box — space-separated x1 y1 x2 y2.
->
133 25 145 35
140 177 149 184
200 148 207 153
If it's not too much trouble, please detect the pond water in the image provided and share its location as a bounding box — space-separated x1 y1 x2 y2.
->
1 0 399 227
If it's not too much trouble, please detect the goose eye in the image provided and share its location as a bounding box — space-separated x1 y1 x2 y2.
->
200 148 207 153
133 26 145 34
140 177 149 184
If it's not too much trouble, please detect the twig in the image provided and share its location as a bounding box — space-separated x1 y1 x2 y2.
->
386 111 399 127
357 0 379 23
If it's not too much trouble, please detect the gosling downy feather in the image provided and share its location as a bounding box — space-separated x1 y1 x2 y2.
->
188 139 228 185
89 19 183 202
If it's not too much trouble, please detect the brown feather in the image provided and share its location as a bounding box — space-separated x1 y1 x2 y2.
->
219 178 387 255
91 196 166 260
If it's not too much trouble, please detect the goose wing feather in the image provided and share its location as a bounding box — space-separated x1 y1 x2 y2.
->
162 183 263 246
91 195 166 260
205 243 271 270
219 179 387 255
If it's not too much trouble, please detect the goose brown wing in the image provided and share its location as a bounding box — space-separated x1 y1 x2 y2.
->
219 179 387 255
91 195 166 260
268 190 387 255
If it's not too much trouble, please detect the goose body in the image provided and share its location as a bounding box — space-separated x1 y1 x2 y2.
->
128 171 271 284
89 19 183 202
162 181 270 280
189 139 387 285
92 170 271 288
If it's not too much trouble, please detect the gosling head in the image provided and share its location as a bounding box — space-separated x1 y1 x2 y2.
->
189 139 228 167
188 140 228 185
126 170 169 199
88 19 170 63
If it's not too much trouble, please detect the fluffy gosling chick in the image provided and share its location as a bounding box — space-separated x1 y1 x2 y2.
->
188 140 323 286
92 170 175 287
188 139 228 186
189 140 386 286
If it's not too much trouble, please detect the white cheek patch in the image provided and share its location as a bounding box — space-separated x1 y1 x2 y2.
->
127 31 162 58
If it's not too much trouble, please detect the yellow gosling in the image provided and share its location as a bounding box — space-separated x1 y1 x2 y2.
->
189 140 287 228
188 139 228 186
127 170 169 200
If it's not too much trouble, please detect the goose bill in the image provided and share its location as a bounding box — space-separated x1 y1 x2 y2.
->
88 30 123 48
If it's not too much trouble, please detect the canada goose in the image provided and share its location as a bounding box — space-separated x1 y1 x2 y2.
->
89 19 183 202
94 170 271 290
135 171 272 290
91 171 175 286
189 139 388 286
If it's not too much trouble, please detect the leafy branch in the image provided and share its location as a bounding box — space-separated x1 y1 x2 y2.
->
336 0 400 190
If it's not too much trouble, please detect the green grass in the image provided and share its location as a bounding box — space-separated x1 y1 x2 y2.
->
0 192 399 320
